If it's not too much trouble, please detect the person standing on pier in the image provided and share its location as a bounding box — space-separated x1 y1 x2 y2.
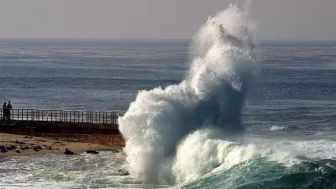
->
2 102 6 121
6 101 12 120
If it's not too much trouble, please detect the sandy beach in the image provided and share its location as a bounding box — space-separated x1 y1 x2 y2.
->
0 133 121 156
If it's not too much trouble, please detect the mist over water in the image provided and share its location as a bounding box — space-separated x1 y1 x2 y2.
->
118 4 257 184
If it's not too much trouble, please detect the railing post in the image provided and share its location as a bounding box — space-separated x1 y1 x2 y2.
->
103 112 105 124
111 112 114 124
112 112 114 124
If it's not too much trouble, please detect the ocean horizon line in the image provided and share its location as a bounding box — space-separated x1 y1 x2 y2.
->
1 37 336 44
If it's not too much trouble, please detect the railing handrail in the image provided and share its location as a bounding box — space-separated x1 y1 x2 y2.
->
2 108 122 113
0 108 124 125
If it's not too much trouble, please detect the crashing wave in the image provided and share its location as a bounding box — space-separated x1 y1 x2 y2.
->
119 4 257 184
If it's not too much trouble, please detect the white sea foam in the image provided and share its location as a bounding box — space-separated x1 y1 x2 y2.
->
270 125 286 131
119 4 257 184
172 129 258 183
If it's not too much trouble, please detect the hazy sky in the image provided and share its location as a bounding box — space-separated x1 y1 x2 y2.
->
0 0 335 40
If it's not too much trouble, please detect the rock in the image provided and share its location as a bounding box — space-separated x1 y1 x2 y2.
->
111 149 119 153
16 150 21 153
64 148 75 155
15 140 25 144
35 145 42 150
122 171 130 176
6 145 15 151
21 146 30 150
32 146 42 152
0 148 8 153
86 150 99 154
118 169 130 176
47 146 52 150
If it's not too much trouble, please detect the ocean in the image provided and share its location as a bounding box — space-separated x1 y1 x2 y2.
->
1 9 336 189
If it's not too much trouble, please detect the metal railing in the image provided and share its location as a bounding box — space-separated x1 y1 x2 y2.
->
0 109 122 124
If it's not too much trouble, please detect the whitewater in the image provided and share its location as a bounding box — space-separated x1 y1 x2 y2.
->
119 4 257 184
118 4 336 188
1 4 336 189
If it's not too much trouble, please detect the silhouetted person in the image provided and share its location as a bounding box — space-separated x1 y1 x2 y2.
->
6 101 12 120
2 102 6 121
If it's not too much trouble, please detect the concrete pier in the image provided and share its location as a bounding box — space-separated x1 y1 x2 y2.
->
0 109 124 146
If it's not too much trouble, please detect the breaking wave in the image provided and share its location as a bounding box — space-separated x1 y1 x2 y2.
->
119 4 257 184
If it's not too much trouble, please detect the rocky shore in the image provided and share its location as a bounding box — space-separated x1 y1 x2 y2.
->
0 133 121 156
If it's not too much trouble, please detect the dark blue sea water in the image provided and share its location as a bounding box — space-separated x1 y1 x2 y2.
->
0 40 189 111
1 39 336 188
1 40 336 136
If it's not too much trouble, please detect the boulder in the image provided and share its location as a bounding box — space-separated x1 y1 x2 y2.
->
32 146 42 152
64 148 76 155
118 169 130 176
21 146 30 150
15 140 25 144
86 150 99 154
6 145 15 151
111 149 119 153
0 148 8 153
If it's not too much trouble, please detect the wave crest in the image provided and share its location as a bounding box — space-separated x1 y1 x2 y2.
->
119 4 257 184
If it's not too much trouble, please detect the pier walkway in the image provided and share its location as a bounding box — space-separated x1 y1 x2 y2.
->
0 109 121 125
0 108 124 133
0 109 125 146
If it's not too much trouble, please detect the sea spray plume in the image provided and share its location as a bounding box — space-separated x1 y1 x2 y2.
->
119 4 256 184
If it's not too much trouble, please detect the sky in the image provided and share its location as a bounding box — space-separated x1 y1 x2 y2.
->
0 0 335 40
